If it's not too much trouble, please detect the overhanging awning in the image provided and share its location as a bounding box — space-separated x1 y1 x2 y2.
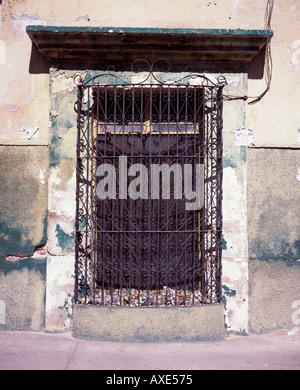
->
26 26 273 64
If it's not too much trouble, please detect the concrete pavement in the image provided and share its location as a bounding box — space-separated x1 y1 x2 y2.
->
0 328 299 370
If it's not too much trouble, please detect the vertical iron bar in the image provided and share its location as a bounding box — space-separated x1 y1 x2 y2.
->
102 86 108 304
84 86 91 304
184 86 188 304
192 86 197 305
137 87 141 304
210 88 214 304
216 87 223 303
119 86 126 305
201 87 206 304
75 85 83 304
76 77 224 308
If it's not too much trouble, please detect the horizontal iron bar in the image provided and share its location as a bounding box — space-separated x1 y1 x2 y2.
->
76 155 222 159
76 229 222 233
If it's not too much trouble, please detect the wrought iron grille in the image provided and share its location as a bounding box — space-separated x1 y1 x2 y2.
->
75 61 225 306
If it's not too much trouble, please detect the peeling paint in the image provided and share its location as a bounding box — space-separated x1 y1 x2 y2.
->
131 72 150 84
52 74 75 94
5 243 47 262
18 125 39 140
222 285 237 297
39 169 46 184
45 255 75 332
226 75 240 88
189 73 219 86
75 14 90 21
0 0 299 339
55 224 74 253
58 293 74 320
50 110 59 117
11 13 41 36
0 40 5 65
235 127 255 146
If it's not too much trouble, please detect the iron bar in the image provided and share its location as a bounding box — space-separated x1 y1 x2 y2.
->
75 72 224 307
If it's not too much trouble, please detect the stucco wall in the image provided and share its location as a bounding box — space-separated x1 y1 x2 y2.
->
45 65 249 337
1 1 300 147
0 146 48 330
0 145 48 256
1 0 300 336
249 259 300 333
248 148 300 261
73 304 225 342
247 147 300 332
0 257 46 330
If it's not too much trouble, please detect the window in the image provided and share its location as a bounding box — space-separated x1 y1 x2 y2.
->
75 72 224 307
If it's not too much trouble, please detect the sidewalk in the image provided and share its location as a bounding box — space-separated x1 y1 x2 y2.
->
0 328 300 370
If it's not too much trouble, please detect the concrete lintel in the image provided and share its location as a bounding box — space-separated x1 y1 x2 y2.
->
26 25 273 64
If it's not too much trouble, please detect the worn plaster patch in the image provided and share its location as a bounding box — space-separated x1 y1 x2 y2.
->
235 127 255 146
222 166 246 225
11 13 42 36
131 72 149 84
18 125 39 140
75 14 90 21
45 254 75 331
39 169 46 185
52 74 75 94
226 75 241 88
55 224 75 253
188 73 218 86
222 284 236 297
50 110 59 117
0 40 5 65
47 214 75 256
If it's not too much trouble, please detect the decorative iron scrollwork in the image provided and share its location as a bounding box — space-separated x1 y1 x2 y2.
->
74 59 224 307
73 58 227 88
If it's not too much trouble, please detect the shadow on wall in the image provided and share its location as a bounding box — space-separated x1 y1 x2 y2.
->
29 43 49 74
28 40 267 79
248 44 266 80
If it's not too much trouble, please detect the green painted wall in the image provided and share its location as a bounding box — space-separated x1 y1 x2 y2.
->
0 146 49 256
247 147 300 332
248 148 300 261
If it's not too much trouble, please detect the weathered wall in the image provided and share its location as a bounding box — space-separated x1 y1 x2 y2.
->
45 68 78 331
249 260 300 332
247 147 300 332
1 0 300 335
0 146 48 330
0 257 46 330
221 72 249 334
1 1 300 147
73 305 225 342
0 146 48 256
46 65 249 336
248 148 300 261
